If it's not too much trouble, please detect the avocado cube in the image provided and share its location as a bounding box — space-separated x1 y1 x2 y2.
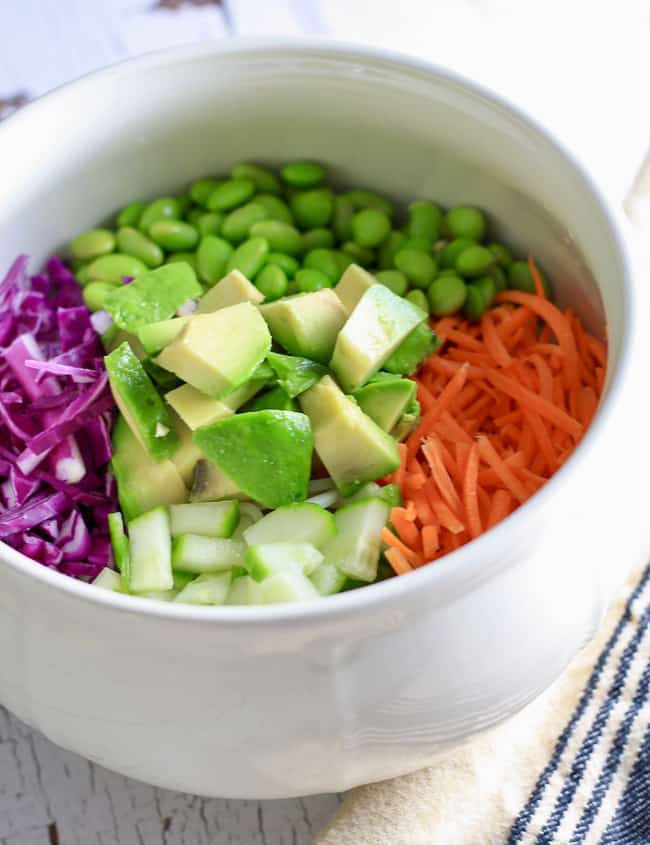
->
266 352 327 398
352 378 416 432
247 386 298 412
299 375 400 494
334 264 376 314
329 284 427 392
154 302 271 399
190 459 244 502
197 269 264 313
391 396 421 442
138 316 193 356
260 289 347 364
383 324 440 375
166 384 234 431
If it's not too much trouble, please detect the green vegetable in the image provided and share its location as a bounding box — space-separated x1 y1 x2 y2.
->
473 275 496 309
508 260 551 296
196 212 225 236
343 189 394 216
169 501 239 539
378 230 406 269
83 281 115 312
86 254 148 284
166 252 198 272
116 202 145 228
303 248 340 283
266 351 327 397
196 235 233 285
221 203 268 244
427 274 467 316
255 264 288 300
175 572 232 605
139 197 180 232
488 242 513 267
407 200 442 242
394 248 437 289
246 543 323 581
281 160 325 188
405 289 429 313
128 506 173 593
463 284 487 321
231 162 281 194
247 386 297 412
351 208 391 248
443 206 486 241
454 244 494 277
290 188 334 229
320 498 390 582
149 220 199 251
253 193 294 224
300 228 335 253
341 242 374 266
116 227 164 268
172 534 245 573
375 270 408 296
108 511 131 591
295 268 332 292
332 195 355 242
207 178 256 212
383 323 439 375
265 252 300 277
225 236 269 278
249 220 302 255
439 237 475 268
70 228 115 261
243 502 335 548
189 179 223 208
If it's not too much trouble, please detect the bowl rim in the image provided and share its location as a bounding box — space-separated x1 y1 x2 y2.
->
0 36 634 625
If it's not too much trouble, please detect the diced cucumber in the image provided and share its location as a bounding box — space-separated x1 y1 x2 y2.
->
173 571 195 590
243 503 335 549
245 543 323 581
225 575 265 605
261 570 321 604
239 502 264 523
309 562 347 596
137 589 179 602
171 534 245 573
321 498 389 582
92 567 122 592
344 482 383 503
232 513 255 540
174 571 232 605
107 511 130 591
128 506 174 592
380 482 403 507
169 501 239 538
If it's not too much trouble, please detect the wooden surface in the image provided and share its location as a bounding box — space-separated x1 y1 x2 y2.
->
1 2 649 842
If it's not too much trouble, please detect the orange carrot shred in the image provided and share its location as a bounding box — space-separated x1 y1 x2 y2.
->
381 527 423 567
462 443 483 539
528 256 547 299
385 547 413 575
421 525 440 560
487 490 512 528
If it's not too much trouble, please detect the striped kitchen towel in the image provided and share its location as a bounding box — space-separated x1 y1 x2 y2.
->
317 561 650 844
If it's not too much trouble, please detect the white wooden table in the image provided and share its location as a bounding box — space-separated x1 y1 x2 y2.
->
1 2 649 842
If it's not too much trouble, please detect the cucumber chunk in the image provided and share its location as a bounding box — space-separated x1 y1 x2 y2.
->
261 570 321 604
321 498 389 582
243 502 335 549
171 534 245 573
174 571 232 605
169 501 239 538
245 543 323 581
309 562 347 596
92 567 122 592
225 575 265 605
107 511 130 591
129 506 174 592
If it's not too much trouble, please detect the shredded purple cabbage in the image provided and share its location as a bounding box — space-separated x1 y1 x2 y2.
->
0 256 118 580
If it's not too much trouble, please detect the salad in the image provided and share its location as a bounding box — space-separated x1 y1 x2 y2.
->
0 160 607 604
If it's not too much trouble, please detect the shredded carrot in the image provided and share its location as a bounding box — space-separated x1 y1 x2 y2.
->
385 547 413 575
390 507 421 549
381 527 423 567
421 437 463 515
421 525 440 560
486 490 512 528
528 255 547 299
462 443 483 539
481 310 513 368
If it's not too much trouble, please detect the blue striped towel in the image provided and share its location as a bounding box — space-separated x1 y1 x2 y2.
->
318 563 650 844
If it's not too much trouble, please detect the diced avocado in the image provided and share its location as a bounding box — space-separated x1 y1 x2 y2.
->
299 375 400 495
260 289 347 364
329 285 427 392
261 570 321 604
104 262 202 333
196 269 264 313
174 571 232 605
167 410 205 485
352 378 416 432
334 263 376 313
383 324 440 375
321 498 390 582
103 328 147 360
111 415 187 520
105 342 178 461
155 302 271 398
193 410 313 508
137 316 193 356
243 502 336 549
391 396 421 442
108 511 130 590
190 459 244 502
169 501 239 538
128 506 174 593
142 359 181 391
171 534 245 573
247 386 298 412
266 352 327 398
245 543 323 581
166 384 234 431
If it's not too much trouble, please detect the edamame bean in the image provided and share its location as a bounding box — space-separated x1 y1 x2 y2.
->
301 228 335 253
196 236 233 285
489 265 507 292
473 276 496 309
249 220 302 255
333 251 353 276
176 194 193 218
341 242 374 267
189 179 223 208
265 252 300 277
394 248 437 289
116 202 145 228
400 236 433 253
186 208 204 226
221 203 268 244
149 220 199 251
405 289 430 314
488 242 513 267
439 237 475 268
254 194 294 224
197 212 225 237
508 260 551 296
281 161 325 189
86 254 148 283
255 264 288 301
375 270 408 297
463 284 487 321
70 229 116 261
303 249 341 283
378 231 406 269
443 206 486 241
454 244 494 278
437 268 459 278
407 200 442 242
207 179 256 212
139 197 181 232
83 281 116 312
226 237 269 278
290 188 334 229
295 268 332 292
343 190 394 217
332 195 355 242
427 275 467 316
116 227 164 268
232 163 282 195
351 208 391 248
75 266 92 286
166 252 199 272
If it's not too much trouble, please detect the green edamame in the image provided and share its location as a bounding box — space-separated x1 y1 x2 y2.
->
207 179 256 212
508 260 551 296
473 276 496 309
197 212 225 237
332 195 355 242
407 200 442 242
437 268 460 278
351 208 391 248
343 190 394 217
221 203 268 244
303 249 341 283
375 270 408 297
86 254 148 283
253 194 294 224
427 275 467 316
149 220 199 252
394 248 437 289
341 242 375 267
488 242 513 268
75 266 92 287
70 229 116 262
265 252 300 277
378 231 406 269
166 252 198 272
285 281 300 296
439 237 475 268
400 236 433 253
116 227 164 268
454 244 495 278
186 208 204 226
405 289 430 314
226 237 269 278
139 197 181 232
249 220 302 255
116 202 145 228
463 285 487 321
294 268 332 292
489 265 508 293
333 251 353 276
176 194 193 218
255 264 288 301
290 188 334 229
300 228 335 253
196 236 233 285
281 161 325 189
443 206 486 242
83 281 116 312
231 163 282 195
189 179 223 208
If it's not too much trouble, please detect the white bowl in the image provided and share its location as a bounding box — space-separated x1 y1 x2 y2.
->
0 40 645 799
